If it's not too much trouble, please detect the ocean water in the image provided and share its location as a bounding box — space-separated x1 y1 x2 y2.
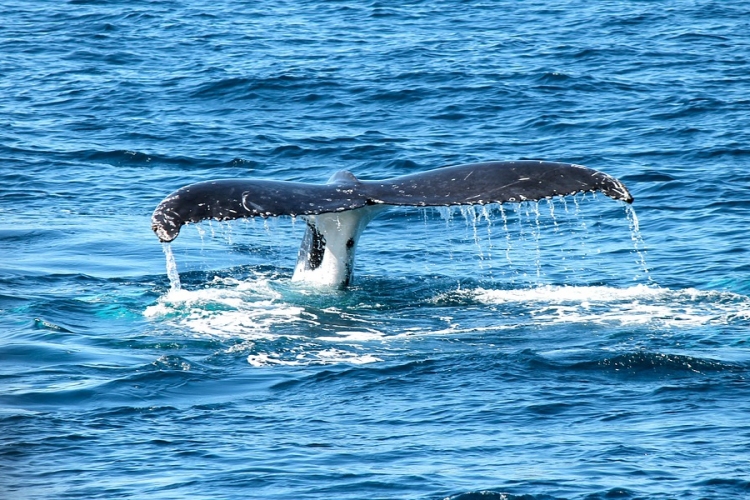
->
2 1 750 499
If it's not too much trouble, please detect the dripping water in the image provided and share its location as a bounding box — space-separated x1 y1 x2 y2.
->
459 205 486 262
443 196 646 287
625 204 652 282
162 242 181 291
436 206 458 261
573 193 588 260
480 205 494 261
511 202 537 282
499 205 512 264
159 198 646 290
531 202 542 277
546 198 559 233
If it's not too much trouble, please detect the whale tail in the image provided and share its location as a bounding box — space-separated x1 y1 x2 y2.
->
151 161 633 288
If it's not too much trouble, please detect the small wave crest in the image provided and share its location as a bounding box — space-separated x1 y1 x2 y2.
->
443 491 555 500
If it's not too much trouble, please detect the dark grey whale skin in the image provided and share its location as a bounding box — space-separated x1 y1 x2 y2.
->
152 160 633 242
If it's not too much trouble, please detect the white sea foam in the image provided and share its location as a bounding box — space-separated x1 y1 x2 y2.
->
146 273 750 367
247 348 383 367
471 284 750 327
144 274 389 366
144 274 312 339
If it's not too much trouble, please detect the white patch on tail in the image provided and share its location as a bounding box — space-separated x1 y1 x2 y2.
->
292 205 388 287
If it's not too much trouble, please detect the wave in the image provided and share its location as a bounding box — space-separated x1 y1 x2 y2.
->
189 74 344 101
555 351 744 378
443 492 556 500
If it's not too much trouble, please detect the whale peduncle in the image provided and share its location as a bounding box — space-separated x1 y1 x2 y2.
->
292 205 388 288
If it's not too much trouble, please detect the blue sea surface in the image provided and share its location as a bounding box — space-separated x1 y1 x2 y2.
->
2 1 750 499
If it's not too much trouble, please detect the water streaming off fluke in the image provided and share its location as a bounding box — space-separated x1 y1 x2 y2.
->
162 242 181 292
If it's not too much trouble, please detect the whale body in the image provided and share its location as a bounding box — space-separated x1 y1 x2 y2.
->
152 160 633 287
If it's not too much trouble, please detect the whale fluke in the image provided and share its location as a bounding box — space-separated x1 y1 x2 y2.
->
152 160 633 287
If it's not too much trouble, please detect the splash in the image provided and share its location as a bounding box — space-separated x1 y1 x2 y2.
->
144 274 389 367
144 274 309 338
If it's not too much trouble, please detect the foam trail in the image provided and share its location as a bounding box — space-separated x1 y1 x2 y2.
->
162 243 181 291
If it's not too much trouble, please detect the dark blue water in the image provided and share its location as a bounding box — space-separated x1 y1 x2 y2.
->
3 1 750 499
